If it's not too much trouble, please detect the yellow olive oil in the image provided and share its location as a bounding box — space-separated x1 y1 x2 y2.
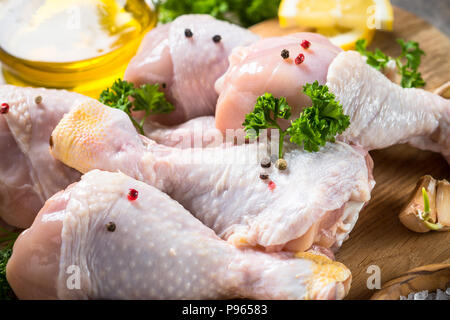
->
0 0 156 98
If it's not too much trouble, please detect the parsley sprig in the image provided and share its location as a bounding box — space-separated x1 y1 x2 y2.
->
356 39 426 88
243 81 350 157
154 0 281 27
287 82 350 152
99 79 174 135
0 226 19 300
243 93 291 158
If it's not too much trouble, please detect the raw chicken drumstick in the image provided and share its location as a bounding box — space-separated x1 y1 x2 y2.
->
124 14 259 125
215 33 450 163
0 85 87 228
50 100 374 253
0 85 223 228
328 51 450 161
7 170 352 300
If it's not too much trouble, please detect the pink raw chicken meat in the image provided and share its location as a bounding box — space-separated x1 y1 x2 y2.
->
0 85 86 228
214 34 450 163
50 100 375 254
145 116 224 149
0 85 220 229
7 170 352 300
125 14 259 126
215 32 342 132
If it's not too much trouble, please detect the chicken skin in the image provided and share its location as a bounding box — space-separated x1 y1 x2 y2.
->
0 85 223 228
145 116 223 149
328 51 450 162
0 85 86 228
7 170 352 300
215 34 450 163
125 14 259 125
50 100 374 253
215 32 342 132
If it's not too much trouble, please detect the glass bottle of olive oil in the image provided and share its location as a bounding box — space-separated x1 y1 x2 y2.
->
0 0 156 97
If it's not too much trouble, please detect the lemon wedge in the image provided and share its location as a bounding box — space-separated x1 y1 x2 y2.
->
316 26 376 50
279 0 394 31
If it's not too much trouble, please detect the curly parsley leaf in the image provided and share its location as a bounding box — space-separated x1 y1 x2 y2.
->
355 39 390 71
396 39 426 88
243 93 291 158
234 0 281 27
154 0 281 27
99 79 174 135
156 0 229 24
99 78 134 113
398 66 426 89
0 227 19 300
243 93 291 137
355 38 426 88
131 83 175 129
243 82 350 157
0 248 15 300
287 81 350 152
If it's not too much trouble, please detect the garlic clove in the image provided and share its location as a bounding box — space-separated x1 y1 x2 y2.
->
436 179 450 228
399 175 437 233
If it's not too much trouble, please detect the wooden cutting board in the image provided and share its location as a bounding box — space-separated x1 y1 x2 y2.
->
250 7 450 300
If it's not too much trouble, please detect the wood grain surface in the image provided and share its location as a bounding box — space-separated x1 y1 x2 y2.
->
370 263 450 300
250 7 450 300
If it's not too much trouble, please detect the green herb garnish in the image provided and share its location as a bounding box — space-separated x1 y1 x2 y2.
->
99 79 174 135
287 81 350 152
0 226 19 300
356 38 426 88
154 0 281 27
243 81 350 158
395 39 426 88
0 249 14 300
243 93 291 159
355 39 390 70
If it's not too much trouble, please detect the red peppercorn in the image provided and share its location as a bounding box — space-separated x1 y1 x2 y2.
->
301 40 311 49
268 181 276 191
0 103 9 114
128 188 139 201
295 53 305 65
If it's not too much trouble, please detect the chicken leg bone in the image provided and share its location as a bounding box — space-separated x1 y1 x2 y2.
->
327 51 450 162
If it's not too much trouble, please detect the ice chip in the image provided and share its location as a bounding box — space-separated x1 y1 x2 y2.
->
436 289 448 300
414 290 428 300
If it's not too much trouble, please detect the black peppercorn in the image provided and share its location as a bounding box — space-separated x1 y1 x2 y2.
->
212 35 222 43
260 173 269 180
260 157 271 168
281 49 290 59
106 222 116 232
185 28 193 38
